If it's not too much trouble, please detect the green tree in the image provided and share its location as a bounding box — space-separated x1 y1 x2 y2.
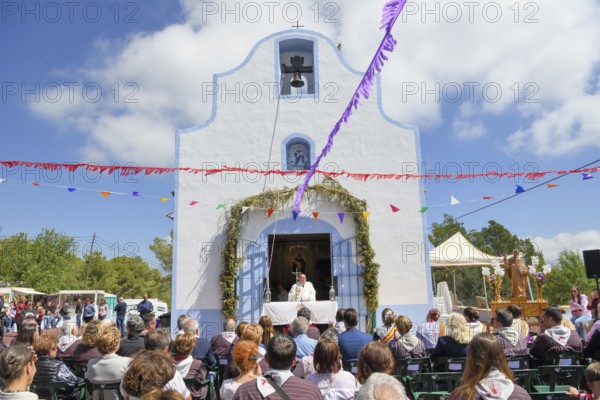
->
149 231 173 305
0 229 84 293
543 250 594 305
429 214 467 246
149 231 173 273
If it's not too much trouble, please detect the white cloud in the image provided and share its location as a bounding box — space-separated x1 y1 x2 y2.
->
531 230 600 264
26 0 600 163
452 119 487 140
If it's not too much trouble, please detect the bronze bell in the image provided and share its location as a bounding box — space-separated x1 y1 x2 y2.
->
291 71 304 88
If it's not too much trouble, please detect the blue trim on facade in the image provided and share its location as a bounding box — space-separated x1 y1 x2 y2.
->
171 126 182 333
280 132 316 171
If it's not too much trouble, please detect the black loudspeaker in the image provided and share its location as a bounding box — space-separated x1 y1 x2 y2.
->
583 249 600 279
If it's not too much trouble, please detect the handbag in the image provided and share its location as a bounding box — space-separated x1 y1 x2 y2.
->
264 375 292 400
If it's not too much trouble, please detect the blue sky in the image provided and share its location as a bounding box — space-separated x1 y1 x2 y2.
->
1 0 600 269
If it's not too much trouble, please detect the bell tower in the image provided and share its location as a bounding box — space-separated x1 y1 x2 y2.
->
278 38 315 96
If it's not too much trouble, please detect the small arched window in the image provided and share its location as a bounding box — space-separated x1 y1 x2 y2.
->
286 139 311 170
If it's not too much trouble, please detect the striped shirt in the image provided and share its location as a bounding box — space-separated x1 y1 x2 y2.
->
233 375 324 400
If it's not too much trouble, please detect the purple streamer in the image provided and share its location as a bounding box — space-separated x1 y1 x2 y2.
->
293 0 407 213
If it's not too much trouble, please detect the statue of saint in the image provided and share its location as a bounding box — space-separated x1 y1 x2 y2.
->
503 250 528 299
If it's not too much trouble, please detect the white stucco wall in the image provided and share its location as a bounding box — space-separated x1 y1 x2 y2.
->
174 30 432 332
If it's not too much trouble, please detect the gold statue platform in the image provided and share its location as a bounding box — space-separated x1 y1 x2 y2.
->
491 297 548 333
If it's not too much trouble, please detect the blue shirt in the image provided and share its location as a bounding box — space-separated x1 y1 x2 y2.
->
137 300 153 316
294 334 317 361
338 327 373 362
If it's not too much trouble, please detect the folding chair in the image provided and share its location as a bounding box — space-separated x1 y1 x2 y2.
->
534 365 587 393
86 381 124 400
30 381 87 400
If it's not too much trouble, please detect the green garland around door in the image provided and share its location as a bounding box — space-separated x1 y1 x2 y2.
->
219 177 380 329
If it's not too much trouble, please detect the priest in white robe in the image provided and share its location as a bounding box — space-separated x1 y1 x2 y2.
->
288 273 316 302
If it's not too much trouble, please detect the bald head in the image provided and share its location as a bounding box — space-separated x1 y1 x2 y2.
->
224 318 236 332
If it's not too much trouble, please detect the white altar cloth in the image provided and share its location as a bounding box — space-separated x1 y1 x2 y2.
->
261 301 338 325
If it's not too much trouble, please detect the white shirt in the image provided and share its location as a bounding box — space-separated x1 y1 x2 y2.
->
220 379 242 400
288 282 316 302
306 371 361 400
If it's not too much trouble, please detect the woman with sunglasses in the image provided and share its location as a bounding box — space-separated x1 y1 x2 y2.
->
0 343 39 399
570 286 592 339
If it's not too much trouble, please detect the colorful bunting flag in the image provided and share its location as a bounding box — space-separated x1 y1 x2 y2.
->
420 206 429 213
390 204 400 213
159 197 169 202
547 184 559 188
100 191 111 197
132 191 141 196
362 211 371 220
312 212 319 220
189 201 198 206
267 208 274 218
32 182 39 187
292 211 299 220
216 204 225 210
241 206 250 213
450 196 460 205
515 185 525 194
483 196 493 200
67 188 77 192
338 213 345 223
582 173 594 180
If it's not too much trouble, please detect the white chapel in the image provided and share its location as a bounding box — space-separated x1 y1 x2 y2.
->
173 29 433 335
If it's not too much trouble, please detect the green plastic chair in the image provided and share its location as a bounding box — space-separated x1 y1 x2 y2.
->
395 357 431 376
86 381 124 400
403 372 463 400
30 381 87 400
416 394 451 400
511 369 538 392
506 354 531 369
534 365 587 393
528 392 571 400
432 357 468 373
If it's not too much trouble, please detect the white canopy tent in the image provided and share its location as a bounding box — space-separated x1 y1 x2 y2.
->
0 287 47 302
428 232 502 310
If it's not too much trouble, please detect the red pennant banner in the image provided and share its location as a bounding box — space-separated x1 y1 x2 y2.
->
1 161 599 182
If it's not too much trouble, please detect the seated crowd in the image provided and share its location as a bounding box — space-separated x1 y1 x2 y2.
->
1 303 600 400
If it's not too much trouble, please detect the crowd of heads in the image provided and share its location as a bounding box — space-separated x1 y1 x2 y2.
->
5 296 599 400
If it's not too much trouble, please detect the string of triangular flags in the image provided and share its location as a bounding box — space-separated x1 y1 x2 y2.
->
1 161 598 182
0 174 593 218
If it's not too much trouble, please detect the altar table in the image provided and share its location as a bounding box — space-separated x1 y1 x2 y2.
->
261 301 338 325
